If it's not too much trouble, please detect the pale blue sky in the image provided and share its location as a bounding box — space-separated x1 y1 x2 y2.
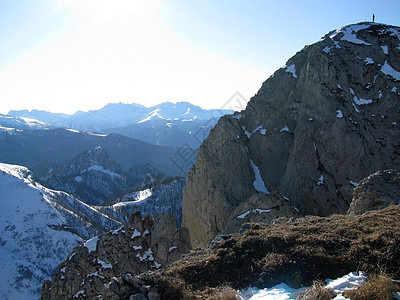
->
0 0 399 114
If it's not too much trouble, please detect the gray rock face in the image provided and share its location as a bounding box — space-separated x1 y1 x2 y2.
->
348 169 400 215
183 23 400 248
41 212 191 300
182 116 256 248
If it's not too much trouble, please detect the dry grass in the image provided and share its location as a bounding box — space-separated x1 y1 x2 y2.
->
296 281 336 300
208 287 241 300
344 274 400 300
154 206 400 299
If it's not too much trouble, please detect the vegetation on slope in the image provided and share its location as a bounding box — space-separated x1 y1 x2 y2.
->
155 205 400 299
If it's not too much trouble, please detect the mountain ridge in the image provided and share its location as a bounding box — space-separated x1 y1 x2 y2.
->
31 146 174 205
0 162 122 299
8 101 233 138
0 127 194 176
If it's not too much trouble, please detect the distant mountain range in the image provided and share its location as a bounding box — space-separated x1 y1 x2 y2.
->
0 126 193 176
8 102 233 148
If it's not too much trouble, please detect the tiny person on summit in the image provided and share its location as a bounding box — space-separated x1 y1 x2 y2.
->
373 14 375 22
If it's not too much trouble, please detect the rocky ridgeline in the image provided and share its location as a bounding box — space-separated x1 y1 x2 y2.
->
41 212 191 299
183 22 400 248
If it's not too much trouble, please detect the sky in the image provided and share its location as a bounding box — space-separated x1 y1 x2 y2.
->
0 0 399 115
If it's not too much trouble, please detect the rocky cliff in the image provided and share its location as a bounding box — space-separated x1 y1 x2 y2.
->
183 23 400 248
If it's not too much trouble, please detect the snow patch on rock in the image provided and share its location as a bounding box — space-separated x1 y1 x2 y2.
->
237 208 272 219
249 159 270 194
381 61 400 81
84 236 99 253
131 229 141 239
285 64 297 78
329 24 371 45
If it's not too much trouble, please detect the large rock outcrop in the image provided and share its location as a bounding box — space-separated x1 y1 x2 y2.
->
183 23 400 248
41 212 191 300
348 169 400 215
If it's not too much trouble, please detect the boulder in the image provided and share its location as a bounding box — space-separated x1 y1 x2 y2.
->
348 169 400 215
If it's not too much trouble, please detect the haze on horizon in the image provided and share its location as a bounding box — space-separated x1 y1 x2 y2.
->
0 0 399 115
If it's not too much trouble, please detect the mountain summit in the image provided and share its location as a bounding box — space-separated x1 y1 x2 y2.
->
183 23 400 248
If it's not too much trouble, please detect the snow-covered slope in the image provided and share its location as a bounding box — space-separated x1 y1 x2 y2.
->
0 163 120 299
0 114 53 131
